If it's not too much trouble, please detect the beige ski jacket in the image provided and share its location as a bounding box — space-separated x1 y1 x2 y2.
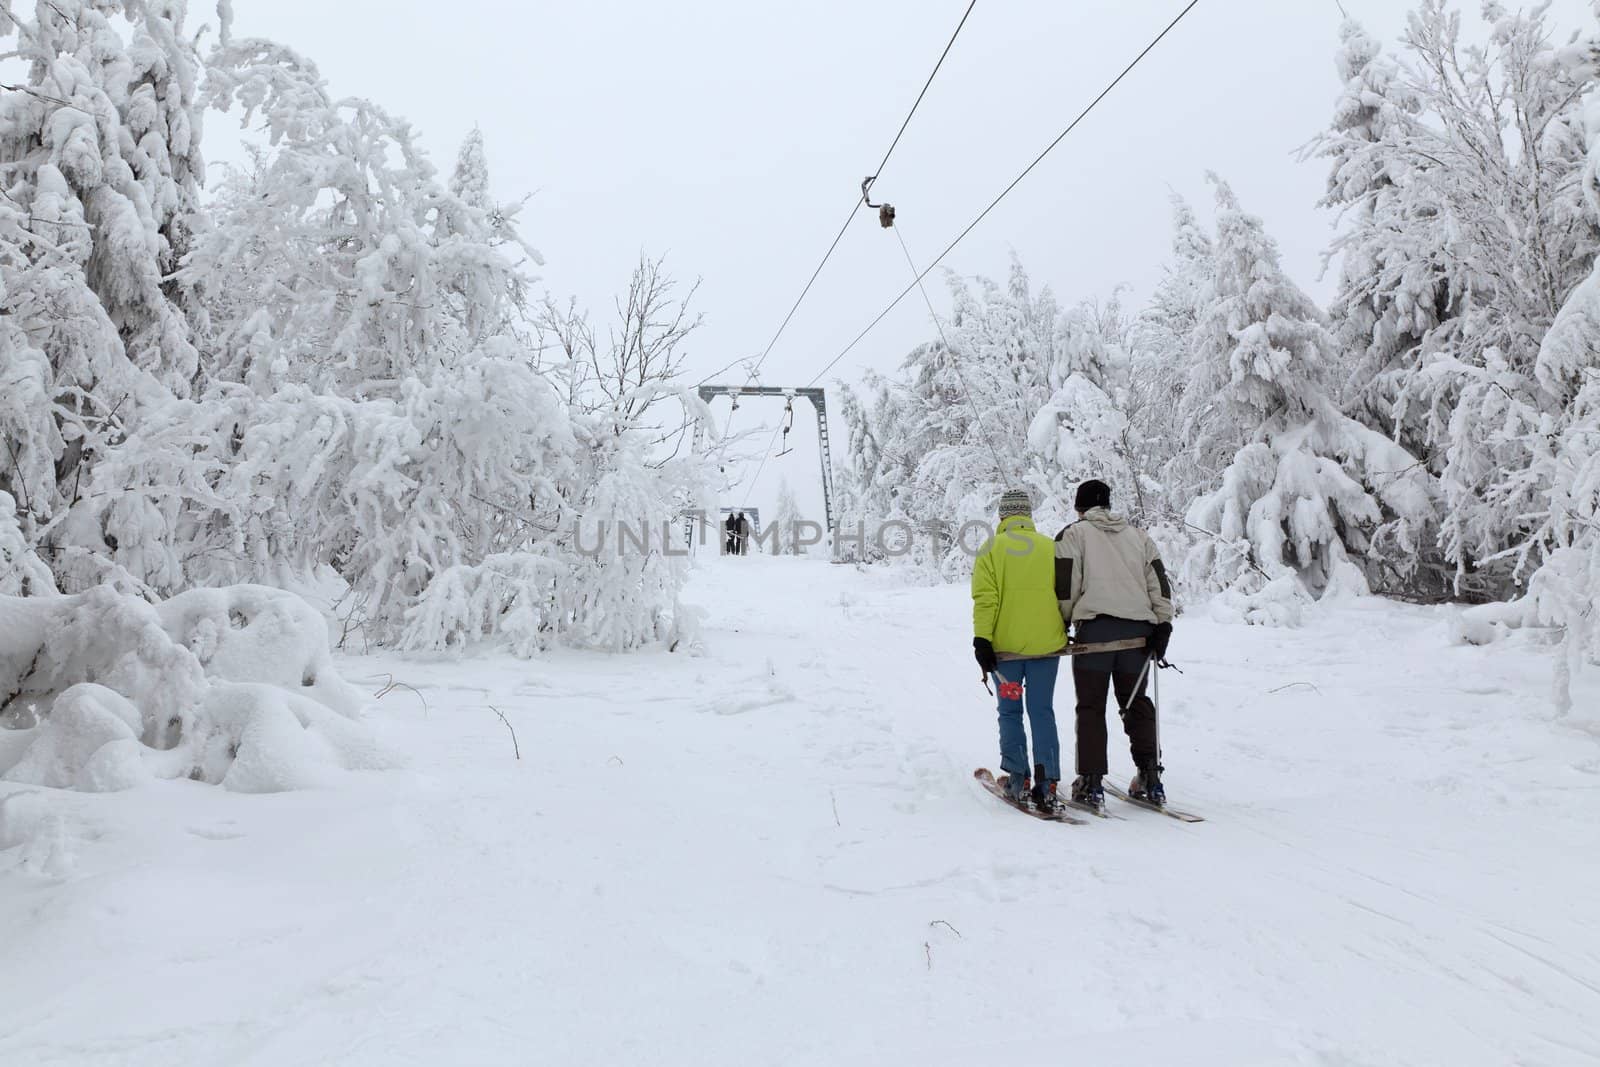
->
1054 508 1174 626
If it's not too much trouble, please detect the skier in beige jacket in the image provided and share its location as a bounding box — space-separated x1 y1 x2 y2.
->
1054 479 1174 810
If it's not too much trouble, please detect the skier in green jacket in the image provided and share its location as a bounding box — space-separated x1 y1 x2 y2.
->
971 489 1070 811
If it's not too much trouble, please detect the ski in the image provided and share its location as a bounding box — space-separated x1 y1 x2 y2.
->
973 769 1088 825
1062 796 1122 820
1103 780 1205 823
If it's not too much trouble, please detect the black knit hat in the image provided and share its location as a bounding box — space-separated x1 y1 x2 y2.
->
1074 479 1112 512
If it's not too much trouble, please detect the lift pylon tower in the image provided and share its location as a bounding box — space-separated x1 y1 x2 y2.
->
694 385 837 536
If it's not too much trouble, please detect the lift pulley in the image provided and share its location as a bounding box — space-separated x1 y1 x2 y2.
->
861 176 895 228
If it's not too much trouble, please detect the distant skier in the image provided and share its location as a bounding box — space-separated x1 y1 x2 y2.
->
1054 479 1174 810
724 512 739 555
971 489 1070 811
735 512 750 555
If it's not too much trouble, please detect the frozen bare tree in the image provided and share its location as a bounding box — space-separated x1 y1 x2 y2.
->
534 253 703 456
593 254 703 424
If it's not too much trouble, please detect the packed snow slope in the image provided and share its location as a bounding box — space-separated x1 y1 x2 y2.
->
2 555 1598 1066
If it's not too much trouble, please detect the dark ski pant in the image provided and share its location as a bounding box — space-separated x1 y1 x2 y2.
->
994 656 1061 783
1071 616 1158 776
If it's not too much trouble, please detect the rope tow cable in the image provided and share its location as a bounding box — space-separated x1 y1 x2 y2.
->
734 0 980 503
805 0 1203 388
698 0 979 390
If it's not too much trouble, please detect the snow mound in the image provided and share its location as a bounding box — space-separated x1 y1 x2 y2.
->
190 683 395 793
0 584 392 793
3 685 149 792
1446 599 1531 649
1204 574 1307 628
157 585 367 716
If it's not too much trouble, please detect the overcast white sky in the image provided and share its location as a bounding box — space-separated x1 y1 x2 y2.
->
213 0 1597 519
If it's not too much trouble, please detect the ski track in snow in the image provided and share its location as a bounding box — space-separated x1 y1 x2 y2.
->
2 556 1599 1065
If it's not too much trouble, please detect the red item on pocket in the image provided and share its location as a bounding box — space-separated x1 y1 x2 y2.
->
998 680 1023 701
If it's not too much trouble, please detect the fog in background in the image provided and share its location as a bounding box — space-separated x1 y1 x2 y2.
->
212 0 1597 520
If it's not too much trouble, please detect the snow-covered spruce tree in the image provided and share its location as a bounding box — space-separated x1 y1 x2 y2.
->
770 477 801 555
853 369 926 510
0 195 81 555
13 0 205 391
1309 3 1600 600
832 381 876 509
1306 18 1429 443
891 337 988 573
1176 179 1340 494
1181 177 1435 623
1025 372 1133 532
0 1 204 587
828 384 868 556
1024 291 1142 530
1126 195 1213 529
1526 347 1600 712
450 126 493 213
830 376 908 562
1518 69 1600 712
937 264 1063 533
830 364 954 572
447 126 531 335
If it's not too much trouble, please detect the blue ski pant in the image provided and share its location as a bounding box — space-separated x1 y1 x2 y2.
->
994 656 1061 783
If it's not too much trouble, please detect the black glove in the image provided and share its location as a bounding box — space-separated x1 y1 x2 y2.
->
1149 622 1173 662
973 637 997 675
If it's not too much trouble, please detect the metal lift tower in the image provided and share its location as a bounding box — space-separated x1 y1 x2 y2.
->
695 385 837 536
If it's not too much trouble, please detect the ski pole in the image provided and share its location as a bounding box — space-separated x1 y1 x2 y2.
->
1116 653 1155 721
1153 651 1161 765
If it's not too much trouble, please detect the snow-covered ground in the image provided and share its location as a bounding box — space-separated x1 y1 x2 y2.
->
2 556 1598 1066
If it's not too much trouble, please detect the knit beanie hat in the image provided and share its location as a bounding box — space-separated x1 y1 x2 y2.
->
998 489 1032 520
1074 479 1112 512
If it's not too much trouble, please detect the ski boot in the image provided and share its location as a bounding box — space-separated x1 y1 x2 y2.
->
998 773 1030 803
1130 763 1166 806
1030 767 1060 814
1070 773 1105 811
